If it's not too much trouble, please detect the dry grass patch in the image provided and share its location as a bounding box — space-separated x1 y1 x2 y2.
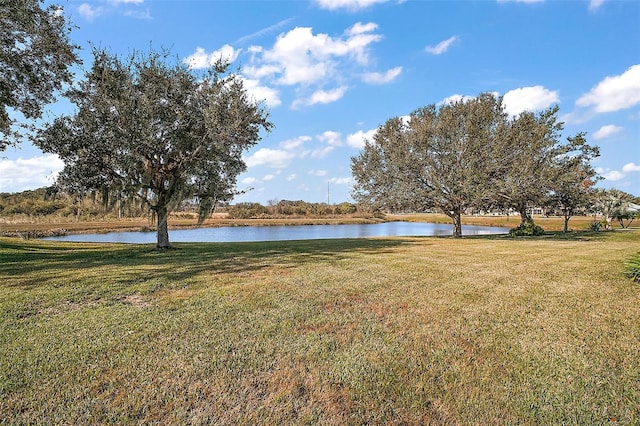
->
1 232 639 424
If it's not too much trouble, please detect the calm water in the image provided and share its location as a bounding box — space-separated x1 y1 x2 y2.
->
43 222 509 244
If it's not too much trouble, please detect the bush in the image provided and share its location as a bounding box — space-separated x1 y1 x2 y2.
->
624 252 640 283
509 220 545 237
587 221 602 232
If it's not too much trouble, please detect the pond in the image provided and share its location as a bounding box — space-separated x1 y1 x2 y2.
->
43 221 509 244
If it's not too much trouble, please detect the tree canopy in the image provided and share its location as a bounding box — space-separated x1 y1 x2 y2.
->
351 93 600 236
36 48 273 248
0 0 80 150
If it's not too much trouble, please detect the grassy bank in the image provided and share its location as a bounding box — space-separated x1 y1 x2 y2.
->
387 213 609 232
1 231 639 424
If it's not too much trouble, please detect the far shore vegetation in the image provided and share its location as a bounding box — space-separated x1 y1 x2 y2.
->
1 186 639 238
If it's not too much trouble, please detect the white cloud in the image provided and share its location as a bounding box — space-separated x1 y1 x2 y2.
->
588 0 605 11
314 0 391 11
346 128 377 149
263 174 276 181
329 177 352 185
311 146 334 158
596 167 625 181
440 94 475 105
280 136 311 150
593 124 623 140
502 85 559 116
295 86 348 108
241 177 259 185
309 170 328 176
425 36 458 55
602 170 625 181
240 77 281 108
245 148 296 169
317 131 342 146
362 67 402 84
286 174 297 181
0 155 64 193
576 65 640 113
622 163 640 173
79 0 148 20
123 8 151 20
247 23 382 86
78 3 101 20
184 45 241 69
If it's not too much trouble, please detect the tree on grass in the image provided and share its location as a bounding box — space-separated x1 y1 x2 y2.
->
545 132 600 233
1 0 80 150
36 48 273 248
494 106 565 224
592 188 634 230
352 93 505 237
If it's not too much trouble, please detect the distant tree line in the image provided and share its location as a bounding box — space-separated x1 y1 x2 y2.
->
225 200 359 219
0 189 363 220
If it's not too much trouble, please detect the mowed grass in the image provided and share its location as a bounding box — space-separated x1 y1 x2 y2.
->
1 231 639 424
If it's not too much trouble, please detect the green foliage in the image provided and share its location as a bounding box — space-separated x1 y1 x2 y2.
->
337 202 357 215
509 220 546 236
1 0 80 149
587 221 602 232
352 93 507 237
625 252 640 283
613 210 638 229
227 200 358 219
226 202 269 219
35 48 273 248
351 93 599 237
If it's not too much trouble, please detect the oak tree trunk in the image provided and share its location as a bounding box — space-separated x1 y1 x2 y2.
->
156 204 171 249
449 209 462 238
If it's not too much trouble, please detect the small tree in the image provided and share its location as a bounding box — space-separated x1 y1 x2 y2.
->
1 0 80 150
592 189 633 230
494 106 565 224
545 132 600 233
36 48 272 248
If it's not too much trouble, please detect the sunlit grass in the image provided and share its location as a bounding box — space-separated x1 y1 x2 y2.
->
1 231 639 424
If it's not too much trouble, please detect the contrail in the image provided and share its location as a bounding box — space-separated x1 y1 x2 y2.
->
234 17 296 45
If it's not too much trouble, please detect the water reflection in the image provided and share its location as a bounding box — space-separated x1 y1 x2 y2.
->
43 221 509 244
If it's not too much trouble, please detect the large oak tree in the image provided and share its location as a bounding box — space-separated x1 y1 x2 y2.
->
36 48 272 248
352 93 505 237
1 0 79 150
351 93 599 236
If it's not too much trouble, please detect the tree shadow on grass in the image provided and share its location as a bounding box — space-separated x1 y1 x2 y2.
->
462 229 624 242
0 237 413 290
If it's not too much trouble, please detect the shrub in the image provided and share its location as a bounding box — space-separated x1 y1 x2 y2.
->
509 220 545 237
624 252 640 283
587 221 601 232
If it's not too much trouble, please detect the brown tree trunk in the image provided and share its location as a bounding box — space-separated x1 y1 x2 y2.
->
519 205 530 224
449 209 462 238
563 214 570 233
156 204 171 249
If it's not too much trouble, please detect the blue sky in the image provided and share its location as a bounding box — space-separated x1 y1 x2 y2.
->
1 0 639 204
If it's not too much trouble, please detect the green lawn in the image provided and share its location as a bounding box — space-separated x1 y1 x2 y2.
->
1 231 639 424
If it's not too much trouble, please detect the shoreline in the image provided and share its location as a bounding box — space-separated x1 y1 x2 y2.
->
0 213 623 238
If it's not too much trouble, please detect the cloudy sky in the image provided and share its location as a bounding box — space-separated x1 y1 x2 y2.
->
1 0 639 203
